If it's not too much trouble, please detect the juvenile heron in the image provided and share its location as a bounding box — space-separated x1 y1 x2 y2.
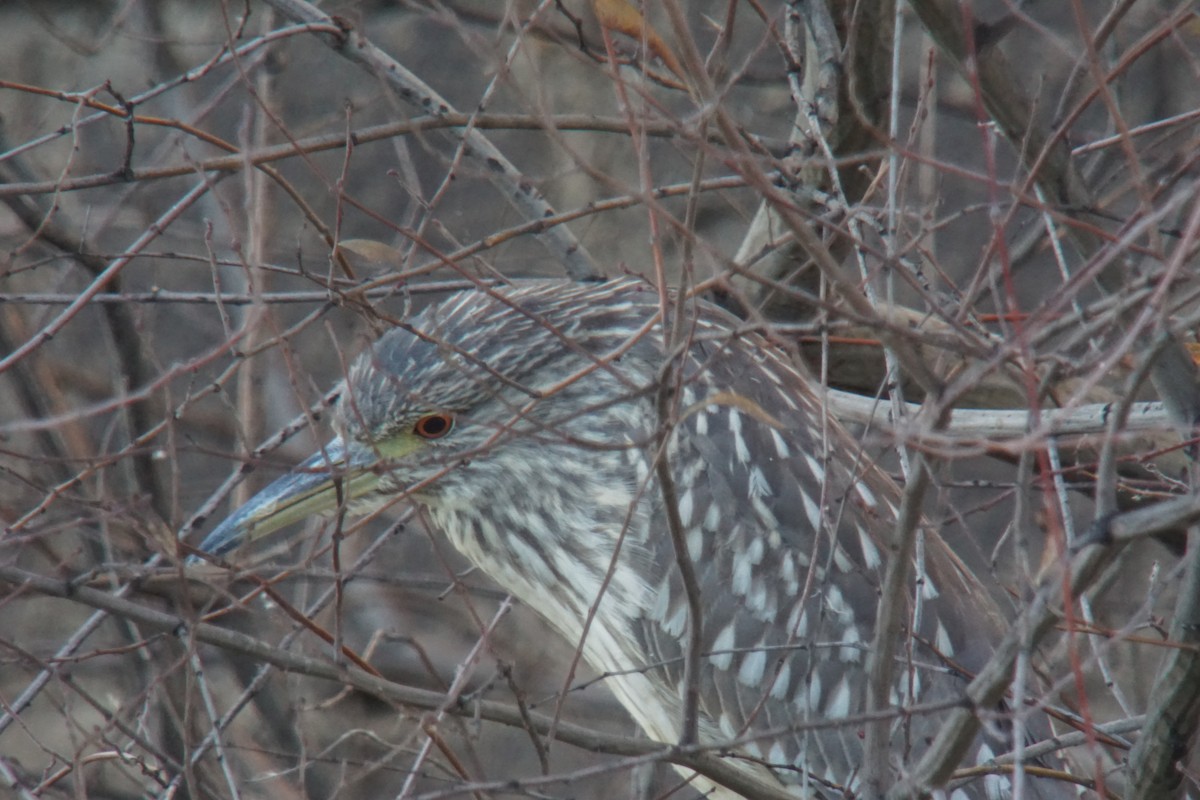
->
198 279 1061 798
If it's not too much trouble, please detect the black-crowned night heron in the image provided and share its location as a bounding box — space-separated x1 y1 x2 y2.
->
198 280 1062 799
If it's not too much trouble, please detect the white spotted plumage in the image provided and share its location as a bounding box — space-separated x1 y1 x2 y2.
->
324 279 1066 799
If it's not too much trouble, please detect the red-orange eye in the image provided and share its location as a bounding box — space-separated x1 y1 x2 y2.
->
413 412 454 440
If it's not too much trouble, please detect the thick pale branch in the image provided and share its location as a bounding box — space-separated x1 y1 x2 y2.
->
827 392 1170 439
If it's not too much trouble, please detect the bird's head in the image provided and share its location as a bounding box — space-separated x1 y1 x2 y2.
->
194 280 661 559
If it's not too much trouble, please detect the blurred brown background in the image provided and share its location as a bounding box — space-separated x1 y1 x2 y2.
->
2 1 1199 798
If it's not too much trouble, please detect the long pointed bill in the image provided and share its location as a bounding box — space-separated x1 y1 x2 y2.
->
195 438 382 558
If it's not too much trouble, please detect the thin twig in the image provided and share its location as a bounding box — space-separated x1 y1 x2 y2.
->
260 0 599 280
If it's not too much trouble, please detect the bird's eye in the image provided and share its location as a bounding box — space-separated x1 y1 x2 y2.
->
413 412 454 440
